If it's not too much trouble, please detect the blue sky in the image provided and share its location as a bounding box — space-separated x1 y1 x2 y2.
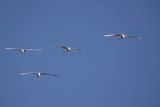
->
0 0 160 107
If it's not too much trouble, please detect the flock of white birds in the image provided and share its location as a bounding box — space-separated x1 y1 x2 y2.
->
5 33 142 79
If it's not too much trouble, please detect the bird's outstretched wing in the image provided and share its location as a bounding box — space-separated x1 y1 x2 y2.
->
104 34 124 39
24 49 43 51
19 72 32 75
41 73 59 76
5 48 21 51
19 72 37 75
104 34 114 37
54 45 68 49
104 34 122 38
71 48 82 51
126 35 142 39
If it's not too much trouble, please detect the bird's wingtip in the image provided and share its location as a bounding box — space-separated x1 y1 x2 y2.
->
36 49 43 51
19 73 25 75
52 74 60 76
50 45 57 48
4 48 10 49
138 37 142 39
104 34 113 37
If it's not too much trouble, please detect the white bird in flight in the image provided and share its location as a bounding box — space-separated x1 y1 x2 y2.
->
20 72 59 79
52 45 82 52
104 34 142 40
5 48 43 54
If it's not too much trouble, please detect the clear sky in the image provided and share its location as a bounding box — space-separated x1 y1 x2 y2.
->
0 0 160 107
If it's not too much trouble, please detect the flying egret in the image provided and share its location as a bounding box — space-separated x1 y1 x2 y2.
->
5 48 43 54
52 45 82 52
104 34 142 40
20 72 59 79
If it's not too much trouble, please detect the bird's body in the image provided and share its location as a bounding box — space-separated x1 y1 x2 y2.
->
104 34 142 40
5 48 43 54
53 45 82 52
20 72 59 79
